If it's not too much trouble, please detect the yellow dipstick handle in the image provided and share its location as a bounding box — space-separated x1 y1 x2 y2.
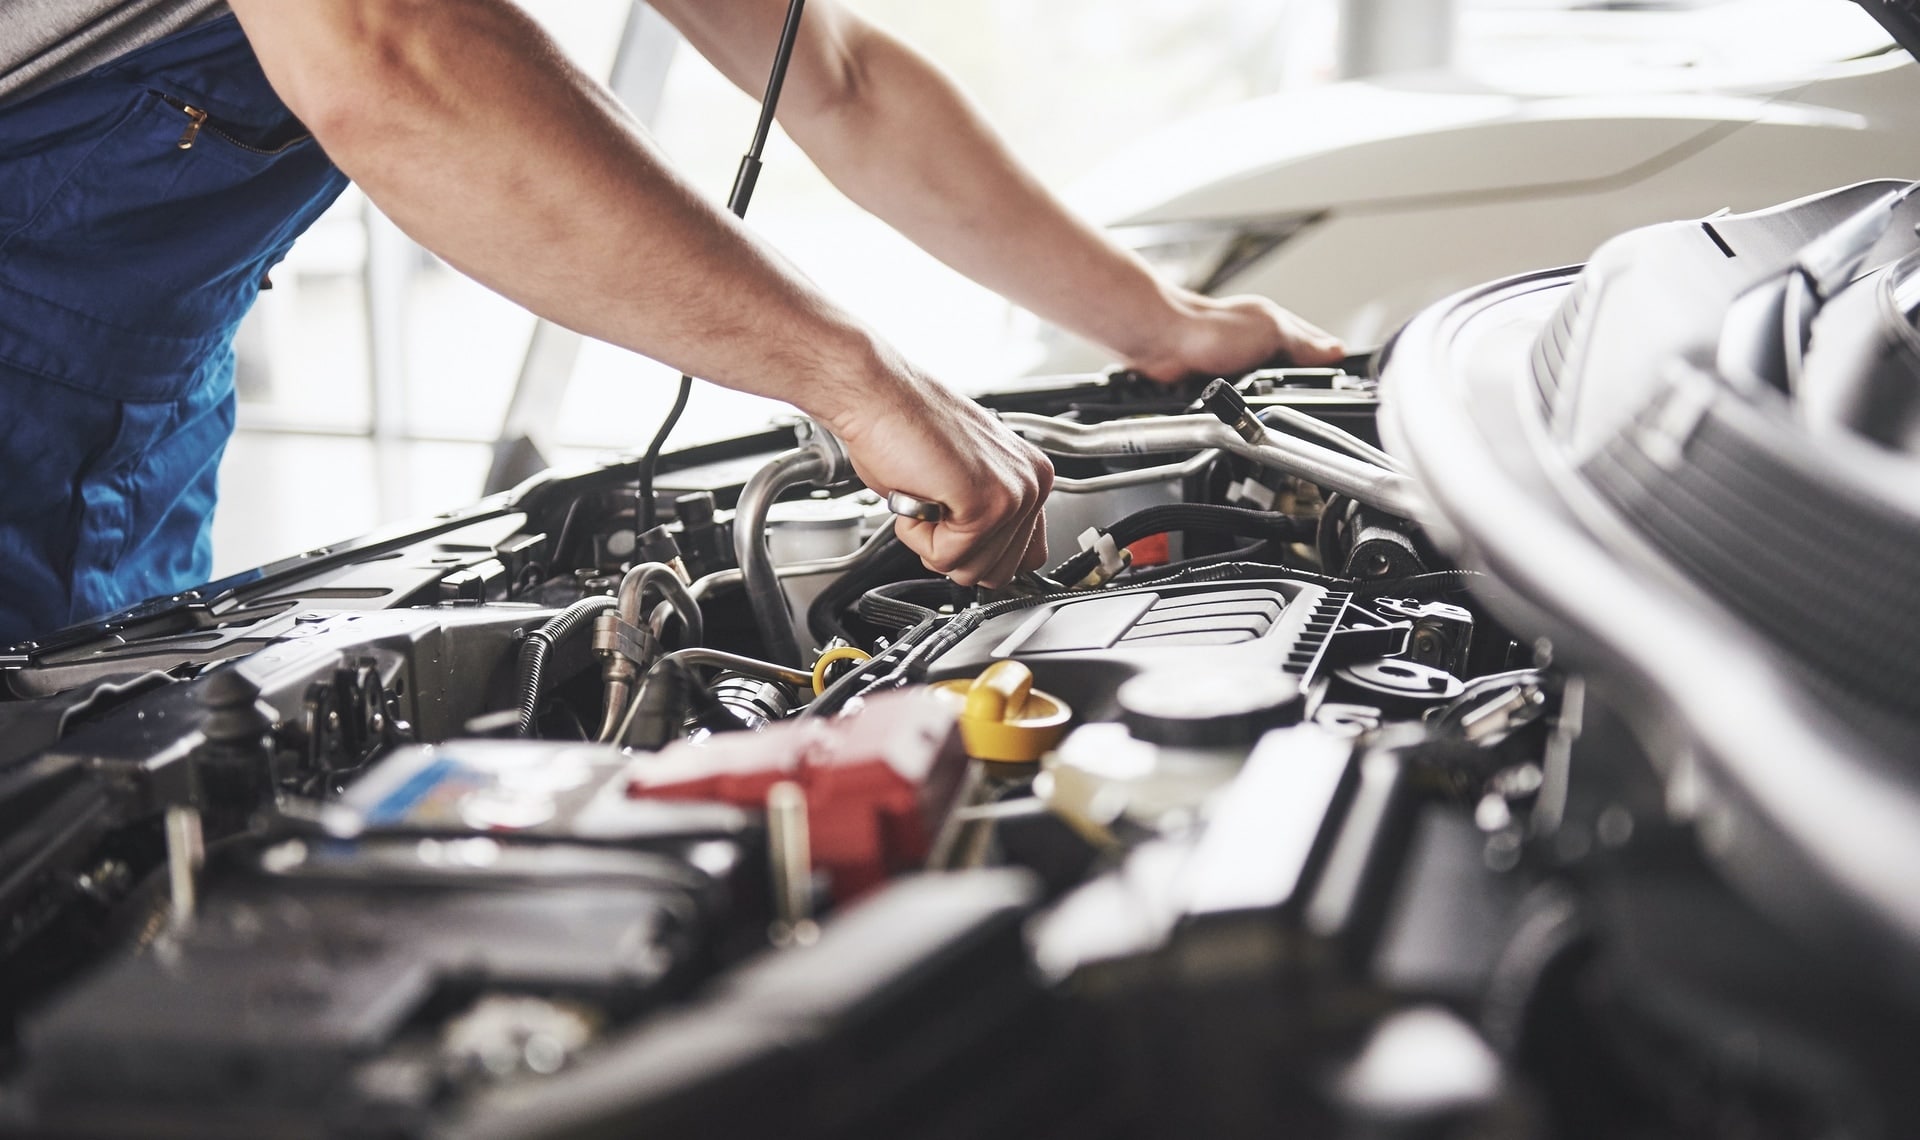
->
811 646 872 695
964 659 1034 724
932 660 1073 764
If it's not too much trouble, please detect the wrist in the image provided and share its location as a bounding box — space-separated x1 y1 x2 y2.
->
799 328 922 443
1116 284 1209 376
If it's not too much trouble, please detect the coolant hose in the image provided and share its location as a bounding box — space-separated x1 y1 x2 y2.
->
513 596 618 737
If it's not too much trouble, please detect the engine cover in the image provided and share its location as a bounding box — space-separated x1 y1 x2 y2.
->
926 580 1350 721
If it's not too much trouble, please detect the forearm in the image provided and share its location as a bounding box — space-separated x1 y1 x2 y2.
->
777 32 1187 364
660 0 1333 376
228 0 893 429
791 31 1344 377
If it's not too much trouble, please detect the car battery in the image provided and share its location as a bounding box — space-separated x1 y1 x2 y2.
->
327 739 756 851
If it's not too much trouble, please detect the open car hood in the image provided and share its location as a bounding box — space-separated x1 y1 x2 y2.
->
1853 0 1920 57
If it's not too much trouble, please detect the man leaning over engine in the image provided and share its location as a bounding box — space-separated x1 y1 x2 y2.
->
0 0 1342 644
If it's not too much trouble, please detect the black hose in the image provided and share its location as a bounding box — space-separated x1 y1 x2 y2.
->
514 596 618 737
806 529 926 646
1117 539 1272 584
1048 503 1310 584
636 377 693 535
807 586 1064 719
855 578 960 631
1317 492 1351 573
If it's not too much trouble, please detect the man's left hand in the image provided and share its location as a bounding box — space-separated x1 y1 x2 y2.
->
1126 290 1345 384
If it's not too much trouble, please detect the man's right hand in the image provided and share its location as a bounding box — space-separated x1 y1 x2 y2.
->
822 364 1053 589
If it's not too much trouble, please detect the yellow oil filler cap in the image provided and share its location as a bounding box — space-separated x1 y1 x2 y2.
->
932 660 1072 764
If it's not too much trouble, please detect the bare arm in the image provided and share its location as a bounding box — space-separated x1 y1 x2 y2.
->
655 0 1343 379
228 0 1051 586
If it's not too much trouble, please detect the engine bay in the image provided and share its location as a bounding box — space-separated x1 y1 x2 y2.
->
4 182 1920 1139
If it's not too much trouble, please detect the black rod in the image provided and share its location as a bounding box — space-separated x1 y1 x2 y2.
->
638 0 809 534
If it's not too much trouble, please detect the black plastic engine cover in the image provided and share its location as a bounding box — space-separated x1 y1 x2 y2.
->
925 580 1350 721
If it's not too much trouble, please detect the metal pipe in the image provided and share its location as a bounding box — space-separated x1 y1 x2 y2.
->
615 561 702 647
1339 0 1456 80
733 448 830 667
596 562 704 743
165 805 204 934
652 647 815 689
766 781 818 946
1000 412 1422 518
1050 449 1220 493
595 680 631 744
1257 405 1404 473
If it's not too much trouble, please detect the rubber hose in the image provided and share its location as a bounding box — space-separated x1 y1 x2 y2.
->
1316 492 1351 574
1120 539 1271 584
514 595 618 737
854 578 959 630
806 529 925 646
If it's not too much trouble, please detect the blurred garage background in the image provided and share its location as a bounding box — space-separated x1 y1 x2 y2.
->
211 0 1870 573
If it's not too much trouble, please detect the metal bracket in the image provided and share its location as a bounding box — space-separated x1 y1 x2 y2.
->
593 612 659 670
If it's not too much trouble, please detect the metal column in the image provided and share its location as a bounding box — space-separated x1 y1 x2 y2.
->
1338 0 1458 80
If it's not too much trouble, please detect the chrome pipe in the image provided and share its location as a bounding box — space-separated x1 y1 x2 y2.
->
1000 411 1421 517
1257 404 1404 473
653 647 815 689
1050 449 1220 493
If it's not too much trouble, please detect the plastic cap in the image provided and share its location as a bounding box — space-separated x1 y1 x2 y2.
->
932 660 1073 764
1117 667 1304 748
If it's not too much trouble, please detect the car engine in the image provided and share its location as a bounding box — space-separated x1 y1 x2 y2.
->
2 179 1919 1139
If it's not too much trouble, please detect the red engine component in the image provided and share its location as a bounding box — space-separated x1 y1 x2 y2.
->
624 689 967 899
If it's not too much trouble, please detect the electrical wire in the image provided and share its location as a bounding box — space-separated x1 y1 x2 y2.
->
1046 503 1311 585
634 0 810 533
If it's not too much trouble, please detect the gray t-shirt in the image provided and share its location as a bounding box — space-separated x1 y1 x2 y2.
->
0 0 229 105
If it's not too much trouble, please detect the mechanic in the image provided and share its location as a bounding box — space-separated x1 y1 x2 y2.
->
0 0 1343 644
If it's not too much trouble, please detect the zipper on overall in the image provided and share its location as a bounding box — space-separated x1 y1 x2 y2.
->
156 93 312 155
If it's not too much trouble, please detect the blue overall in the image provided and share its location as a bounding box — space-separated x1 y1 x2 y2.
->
0 15 349 644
